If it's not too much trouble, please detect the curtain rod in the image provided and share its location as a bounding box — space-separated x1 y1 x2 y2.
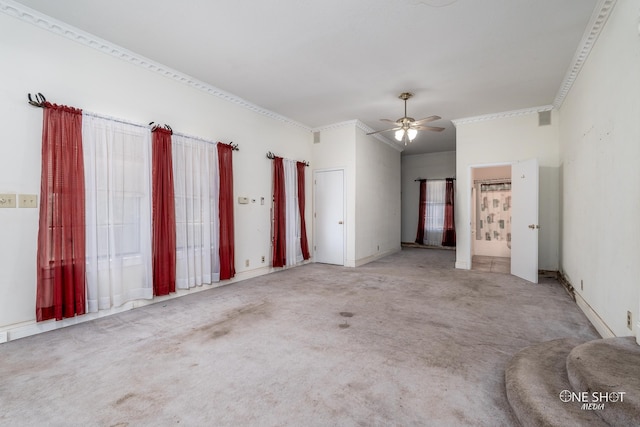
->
27 93 239 151
87 111 148 129
27 93 46 107
266 151 309 167
414 177 456 182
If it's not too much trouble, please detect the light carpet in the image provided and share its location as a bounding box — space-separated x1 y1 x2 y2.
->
0 248 599 426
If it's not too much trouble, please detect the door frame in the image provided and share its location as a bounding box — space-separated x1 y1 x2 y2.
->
465 161 513 270
313 167 347 266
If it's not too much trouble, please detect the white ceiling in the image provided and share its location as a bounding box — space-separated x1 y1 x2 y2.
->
12 0 600 155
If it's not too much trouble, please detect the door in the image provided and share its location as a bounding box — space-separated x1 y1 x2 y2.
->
314 169 344 265
511 158 539 283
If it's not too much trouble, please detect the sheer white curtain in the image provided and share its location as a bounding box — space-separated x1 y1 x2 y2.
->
83 114 153 312
424 180 446 246
172 135 220 289
284 159 303 265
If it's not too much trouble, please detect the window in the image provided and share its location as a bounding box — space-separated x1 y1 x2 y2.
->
424 180 446 246
83 114 153 311
171 134 220 288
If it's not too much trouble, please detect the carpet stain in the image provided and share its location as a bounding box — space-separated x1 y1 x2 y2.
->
158 345 182 355
339 323 350 329
340 312 354 317
115 393 136 405
452 408 473 425
347 382 367 391
463 282 480 292
210 328 230 339
190 301 271 341
426 320 452 329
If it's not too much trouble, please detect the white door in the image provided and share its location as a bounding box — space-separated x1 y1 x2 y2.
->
314 169 344 265
511 158 539 283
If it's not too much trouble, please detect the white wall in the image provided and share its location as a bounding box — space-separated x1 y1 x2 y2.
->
0 13 312 332
400 151 456 242
558 0 640 338
311 124 356 265
455 110 560 271
312 123 401 267
355 128 401 265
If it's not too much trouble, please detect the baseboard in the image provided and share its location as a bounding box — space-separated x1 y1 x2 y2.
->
556 271 575 301
558 271 615 339
0 263 285 344
574 291 615 339
354 246 401 267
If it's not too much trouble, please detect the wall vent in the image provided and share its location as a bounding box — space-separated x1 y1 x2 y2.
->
313 131 321 144
538 110 551 126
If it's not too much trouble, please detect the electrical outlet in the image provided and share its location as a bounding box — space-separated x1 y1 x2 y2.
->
0 194 16 208
627 311 632 330
261 255 265 263
245 259 250 267
19 194 38 208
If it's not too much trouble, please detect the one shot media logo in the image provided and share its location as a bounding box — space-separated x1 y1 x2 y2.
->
559 390 626 410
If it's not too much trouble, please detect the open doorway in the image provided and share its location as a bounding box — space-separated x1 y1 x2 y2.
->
471 165 512 273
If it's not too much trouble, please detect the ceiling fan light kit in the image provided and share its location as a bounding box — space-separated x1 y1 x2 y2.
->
367 92 444 145
396 127 418 142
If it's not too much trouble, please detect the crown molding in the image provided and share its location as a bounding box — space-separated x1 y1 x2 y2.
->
451 105 553 127
311 120 404 152
0 0 312 132
553 0 617 108
3 0 615 132
311 119 360 133
355 120 404 152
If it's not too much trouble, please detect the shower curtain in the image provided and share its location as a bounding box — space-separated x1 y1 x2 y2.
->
477 182 511 248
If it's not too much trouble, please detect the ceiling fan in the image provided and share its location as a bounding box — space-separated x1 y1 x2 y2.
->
366 92 444 145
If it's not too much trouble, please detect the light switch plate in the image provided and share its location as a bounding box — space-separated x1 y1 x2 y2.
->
19 194 38 208
0 194 16 208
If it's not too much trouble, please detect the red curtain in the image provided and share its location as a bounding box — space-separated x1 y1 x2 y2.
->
36 103 86 321
415 180 426 244
272 157 286 267
442 178 456 247
151 127 176 296
218 143 236 280
296 162 310 260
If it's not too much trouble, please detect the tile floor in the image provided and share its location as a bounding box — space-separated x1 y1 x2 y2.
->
472 255 510 274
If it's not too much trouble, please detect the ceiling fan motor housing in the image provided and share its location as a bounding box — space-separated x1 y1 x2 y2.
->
397 117 415 127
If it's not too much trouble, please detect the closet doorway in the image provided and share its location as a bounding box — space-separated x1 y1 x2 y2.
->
314 169 345 265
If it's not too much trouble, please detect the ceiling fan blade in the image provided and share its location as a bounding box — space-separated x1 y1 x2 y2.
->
380 118 399 124
412 115 441 125
414 125 445 132
366 126 402 136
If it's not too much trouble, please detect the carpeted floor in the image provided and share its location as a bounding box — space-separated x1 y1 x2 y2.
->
0 248 599 426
